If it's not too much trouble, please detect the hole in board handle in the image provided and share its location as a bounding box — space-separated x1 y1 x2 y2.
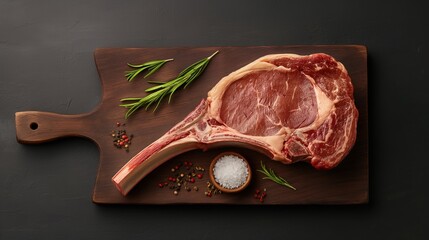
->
30 122 38 130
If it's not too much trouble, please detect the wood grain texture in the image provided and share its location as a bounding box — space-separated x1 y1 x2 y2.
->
15 45 368 204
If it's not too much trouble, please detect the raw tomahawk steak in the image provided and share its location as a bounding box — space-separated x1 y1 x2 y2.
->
112 53 359 195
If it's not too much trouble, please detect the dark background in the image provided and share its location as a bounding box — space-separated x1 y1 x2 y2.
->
1 0 428 239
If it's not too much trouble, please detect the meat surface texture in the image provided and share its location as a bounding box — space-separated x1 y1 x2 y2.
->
112 53 359 195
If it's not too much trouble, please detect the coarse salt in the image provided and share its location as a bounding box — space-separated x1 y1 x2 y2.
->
213 155 249 189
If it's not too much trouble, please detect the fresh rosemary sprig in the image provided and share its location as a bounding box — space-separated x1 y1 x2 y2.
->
125 58 173 82
120 51 219 119
257 161 296 190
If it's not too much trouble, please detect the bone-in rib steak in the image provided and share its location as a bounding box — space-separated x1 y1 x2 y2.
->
112 53 359 195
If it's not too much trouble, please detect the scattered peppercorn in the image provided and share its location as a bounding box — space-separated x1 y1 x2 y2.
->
205 181 222 197
254 188 267 203
157 160 208 196
111 123 133 152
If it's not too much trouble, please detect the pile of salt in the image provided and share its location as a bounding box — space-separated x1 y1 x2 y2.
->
213 155 249 189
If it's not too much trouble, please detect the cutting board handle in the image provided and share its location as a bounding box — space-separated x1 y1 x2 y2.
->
15 111 94 144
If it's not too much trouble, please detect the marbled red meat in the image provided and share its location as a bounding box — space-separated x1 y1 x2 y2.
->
112 53 359 195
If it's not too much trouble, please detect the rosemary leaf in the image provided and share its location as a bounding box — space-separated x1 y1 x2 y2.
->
120 51 219 119
147 81 167 85
125 58 173 82
257 161 296 190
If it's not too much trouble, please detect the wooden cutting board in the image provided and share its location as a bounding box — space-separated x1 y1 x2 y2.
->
15 46 368 204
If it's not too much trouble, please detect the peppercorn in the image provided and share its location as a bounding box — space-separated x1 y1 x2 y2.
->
111 127 133 151
254 188 268 203
157 161 208 196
